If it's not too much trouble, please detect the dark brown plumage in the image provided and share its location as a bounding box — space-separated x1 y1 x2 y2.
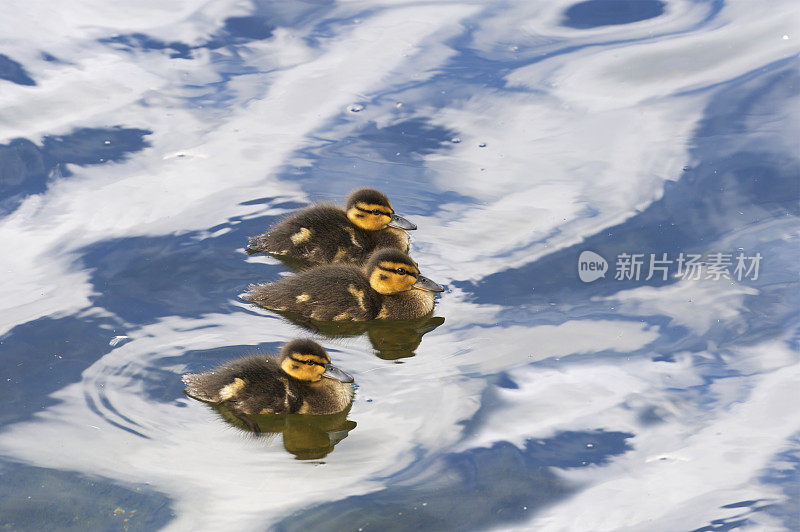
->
243 248 444 321
246 188 415 264
182 339 353 415
245 264 381 321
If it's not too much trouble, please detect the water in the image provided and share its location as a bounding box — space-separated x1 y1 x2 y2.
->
1 1 798 530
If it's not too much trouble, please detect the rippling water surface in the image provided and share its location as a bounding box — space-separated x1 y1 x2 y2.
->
1 1 798 530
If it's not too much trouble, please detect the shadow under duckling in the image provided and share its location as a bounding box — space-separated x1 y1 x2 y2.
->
212 404 357 460
182 339 354 425
246 188 416 265
243 248 445 321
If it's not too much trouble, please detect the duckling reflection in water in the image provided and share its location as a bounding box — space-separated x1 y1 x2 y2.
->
364 315 445 359
213 404 357 460
243 248 445 321
278 311 445 360
247 188 416 265
182 339 354 423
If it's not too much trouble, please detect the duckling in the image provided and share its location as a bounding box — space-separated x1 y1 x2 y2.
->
247 188 417 264
243 248 445 321
182 339 354 416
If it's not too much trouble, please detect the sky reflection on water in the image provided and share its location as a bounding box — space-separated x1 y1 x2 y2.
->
0 0 798 530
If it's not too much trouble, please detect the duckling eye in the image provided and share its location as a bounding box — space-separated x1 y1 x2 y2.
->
396 268 407 275
304 360 316 366
371 209 383 215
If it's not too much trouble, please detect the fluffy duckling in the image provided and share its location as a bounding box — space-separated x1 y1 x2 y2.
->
247 188 417 264
182 339 354 416
244 248 445 321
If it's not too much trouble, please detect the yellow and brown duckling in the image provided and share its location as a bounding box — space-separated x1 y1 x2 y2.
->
247 188 417 264
243 248 445 321
182 339 354 416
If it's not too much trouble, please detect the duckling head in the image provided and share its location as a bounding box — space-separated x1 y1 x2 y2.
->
345 188 417 231
365 249 445 295
279 339 354 383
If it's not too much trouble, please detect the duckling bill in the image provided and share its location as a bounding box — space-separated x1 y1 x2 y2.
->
243 248 445 321
247 188 416 264
182 339 354 416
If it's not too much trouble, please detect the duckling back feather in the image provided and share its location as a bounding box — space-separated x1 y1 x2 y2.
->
183 356 299 414
245 264 381 321
247 204 410 264
248 205 369 263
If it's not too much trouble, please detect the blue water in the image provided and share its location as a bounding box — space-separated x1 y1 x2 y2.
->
0 1 798 530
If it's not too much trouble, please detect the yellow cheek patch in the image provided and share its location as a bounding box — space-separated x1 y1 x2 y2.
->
219 378 246 401
347 206 391 231
282 359 324 382
369 268 414 295
295 293 310 303
290 227 312 245
348 284 367 311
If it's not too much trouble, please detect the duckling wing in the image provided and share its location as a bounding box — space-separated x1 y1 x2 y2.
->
182 373 220 402
232 360 304 415
247 205 369 264
182 369 251 404
246 265 380 321
183 356 298 414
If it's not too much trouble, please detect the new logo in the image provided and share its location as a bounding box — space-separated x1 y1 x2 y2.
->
578 251 608 283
